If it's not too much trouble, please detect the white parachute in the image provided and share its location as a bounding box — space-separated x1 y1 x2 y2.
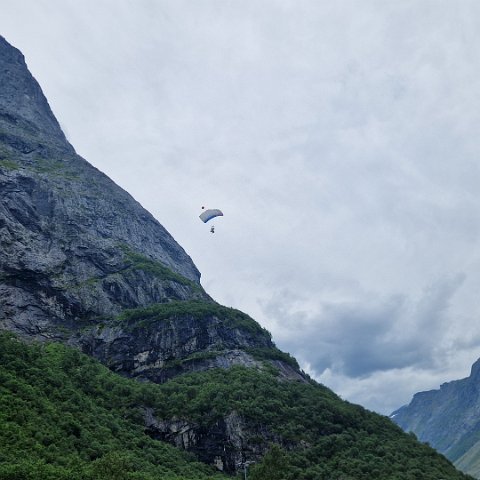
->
199 208 223 223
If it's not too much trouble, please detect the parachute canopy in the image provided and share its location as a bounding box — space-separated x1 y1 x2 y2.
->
199 209 223 223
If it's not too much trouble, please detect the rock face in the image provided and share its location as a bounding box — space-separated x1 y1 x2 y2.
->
76 304 280 382
0 36 70 149
391 359 480 478
0 35 305 473
144 409 283 473
0 34 204 336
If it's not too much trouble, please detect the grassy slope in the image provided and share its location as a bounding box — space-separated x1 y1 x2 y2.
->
0 333 473 480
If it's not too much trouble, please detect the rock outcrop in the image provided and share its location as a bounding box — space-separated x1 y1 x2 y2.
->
144 409 283 473
0 33 206 336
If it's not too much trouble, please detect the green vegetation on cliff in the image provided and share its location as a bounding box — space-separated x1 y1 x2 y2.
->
0 158 18 170
0 333 472 480
121 246 202 291
117 299 272 339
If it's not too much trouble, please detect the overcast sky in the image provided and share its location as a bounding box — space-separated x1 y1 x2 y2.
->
3 0 480 414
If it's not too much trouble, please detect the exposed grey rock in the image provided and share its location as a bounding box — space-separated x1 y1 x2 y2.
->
0 35 71 150
0 34 205 341
391 358 480 477
72 312 274 382
144 408 283 473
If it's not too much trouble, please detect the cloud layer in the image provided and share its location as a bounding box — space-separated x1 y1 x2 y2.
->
3 0 480 414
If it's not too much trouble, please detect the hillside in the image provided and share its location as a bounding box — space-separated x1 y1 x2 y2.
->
0 332 227 480
391 359 480 478
0 34 474 479
0 332 471 480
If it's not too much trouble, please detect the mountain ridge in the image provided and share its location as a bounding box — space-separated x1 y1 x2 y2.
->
391 358 480 478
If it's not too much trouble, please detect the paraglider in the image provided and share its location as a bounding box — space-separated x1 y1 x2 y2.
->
199 208 223 223
199 208 223 234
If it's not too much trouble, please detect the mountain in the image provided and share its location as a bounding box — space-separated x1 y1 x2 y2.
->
0 35 285 381
391 359 480 478
0 35 474 479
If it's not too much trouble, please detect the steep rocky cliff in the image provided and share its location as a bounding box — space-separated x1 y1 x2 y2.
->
391 359 480 478
0 34 276 364
0 35 302 472
0 35 474 479
0 33 204 333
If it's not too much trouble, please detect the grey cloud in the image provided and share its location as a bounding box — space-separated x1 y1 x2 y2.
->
267 274 467 378
3 0 480 413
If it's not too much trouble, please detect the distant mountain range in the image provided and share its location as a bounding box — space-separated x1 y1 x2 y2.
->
0 34 473 479
392 359 480 478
